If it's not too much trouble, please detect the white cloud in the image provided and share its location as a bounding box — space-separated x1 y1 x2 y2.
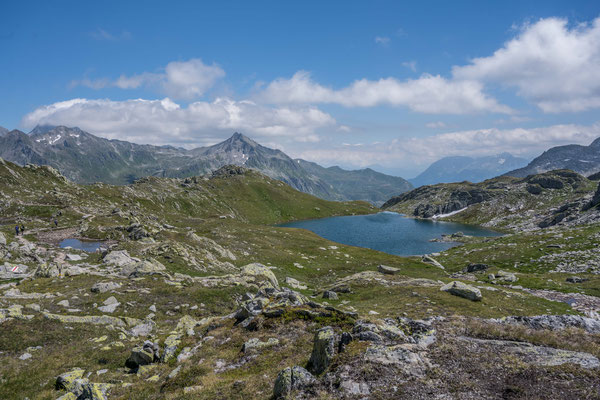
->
453 17 600 113
294 122 600 171
257 71 512 114
72 59 225 100
401 61 417 72
21 97 336 147
375 36 390 45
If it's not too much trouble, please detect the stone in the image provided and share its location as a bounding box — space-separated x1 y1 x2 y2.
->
421 255 445 269
103 250 136 267
98 298 120 313
322 290 338 300
463 263 489 273
42 312 139 327
91 282 121 293
273 366 314 398
364 344 428 376
492 315 600 334
285 277 307 290
34 263 61 278
495 270 518 282
149 304 156 312
338 332 353 352
161 333 182 362
0 232 6 246
377 264 400 274
566 276 588 283
242 337 280 353
56 368 85 391
307 326 336 375
66 254 82 261
125 347 154 369
121 259 167 278
19 352 32 360
57 300 70 307
440 281 482 301
241 263 280 290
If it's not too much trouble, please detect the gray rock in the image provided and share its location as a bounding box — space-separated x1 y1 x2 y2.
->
491 315 600 334
273 366 314 398
0 232 6 246
19 352 32 360
242 337 279 353
57 300 70 307
440 281 482 301
495 270 518 282
307 326 336 375
463 263 489 273
103 250 136 267
566 276 588 283
421 255 445 269
91 282 121 293
125 346 155 369
285 276 307 290
66 254 82 261
377 264 400 274
322 290 338 300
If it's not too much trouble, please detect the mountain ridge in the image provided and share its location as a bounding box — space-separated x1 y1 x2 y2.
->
506 137 600 178
0 125 412 204
410 153 528 187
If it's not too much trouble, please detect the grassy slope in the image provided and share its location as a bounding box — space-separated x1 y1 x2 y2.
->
0 160 598 399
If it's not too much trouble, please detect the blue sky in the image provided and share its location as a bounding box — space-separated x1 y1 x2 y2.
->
2 0 600 177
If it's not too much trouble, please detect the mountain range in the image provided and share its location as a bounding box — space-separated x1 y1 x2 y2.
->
409 153 528 187
506 137 600 178
0 125 412 205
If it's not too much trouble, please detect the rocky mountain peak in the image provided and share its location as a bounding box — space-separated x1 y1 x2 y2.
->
0 126 8 137
590 136 600 149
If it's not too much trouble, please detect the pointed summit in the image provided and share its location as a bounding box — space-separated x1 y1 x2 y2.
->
227 132 258 146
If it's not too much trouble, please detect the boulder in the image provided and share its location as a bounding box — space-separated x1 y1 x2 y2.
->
377 265 400 275
322 290 338 300
34 263 61 278
307 326 336 375
0 232 6 246
494 270 518 282
566 276 588 284
285 277 307 290
241 263 280 290
440 281 482 301
421 255 445 269
125 346 154 369
463 263 489 273
242 337 279 353
103 250 136 267
273 366 314 398
98 296 120 313
56 368 85 391
121 259 166 278
91 282 121 293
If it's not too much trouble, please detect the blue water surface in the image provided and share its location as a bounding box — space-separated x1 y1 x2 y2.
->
280 212 501 256
59 238 104 252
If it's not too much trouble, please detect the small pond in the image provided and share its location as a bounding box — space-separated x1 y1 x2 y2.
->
279 212 501 256
59 238 105 252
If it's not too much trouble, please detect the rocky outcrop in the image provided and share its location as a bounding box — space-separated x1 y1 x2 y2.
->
377 265 400 275
491 315 600 334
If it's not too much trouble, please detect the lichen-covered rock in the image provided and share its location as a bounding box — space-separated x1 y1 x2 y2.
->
42 312 140 327
56 368 85 391
322 290 338 300
161 333 182 362
440 281 482 301
494 270 518 282
273 366 314 398
34 263 61 278
241 263 280 290
125 347 154 369
307 326 336 375
242 337 279 353
121 259 167 278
